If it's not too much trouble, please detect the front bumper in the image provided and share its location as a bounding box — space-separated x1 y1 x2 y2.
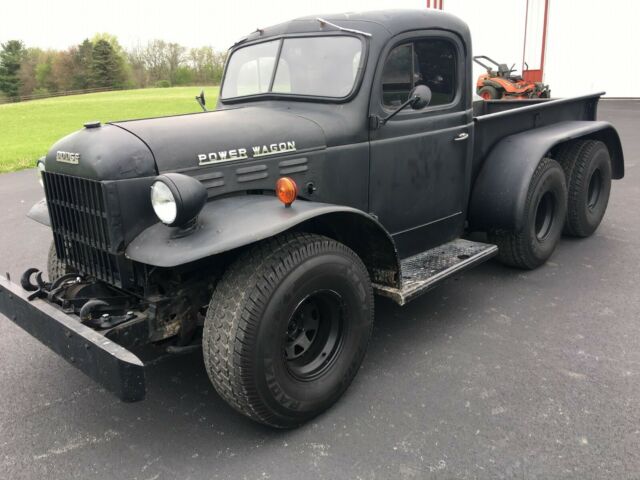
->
0 275 145 402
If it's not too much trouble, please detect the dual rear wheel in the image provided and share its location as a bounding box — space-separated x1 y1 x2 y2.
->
490 140 612 269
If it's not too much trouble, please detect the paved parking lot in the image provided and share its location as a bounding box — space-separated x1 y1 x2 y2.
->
0 100 638 479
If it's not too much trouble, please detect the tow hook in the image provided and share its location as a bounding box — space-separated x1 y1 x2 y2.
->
20 268 81 302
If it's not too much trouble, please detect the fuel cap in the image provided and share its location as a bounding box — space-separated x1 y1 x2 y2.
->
84 121 101 129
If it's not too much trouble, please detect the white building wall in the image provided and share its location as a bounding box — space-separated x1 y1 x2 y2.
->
544 0 640 97
443 0 640 97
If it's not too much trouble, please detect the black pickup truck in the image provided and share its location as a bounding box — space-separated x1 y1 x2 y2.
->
0 10 624 428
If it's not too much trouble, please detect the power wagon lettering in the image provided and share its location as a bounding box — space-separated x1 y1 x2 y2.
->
198 141 296 165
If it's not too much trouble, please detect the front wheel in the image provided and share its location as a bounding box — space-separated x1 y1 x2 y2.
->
203 233 374 428
47 241 73 282
489 157 567 269
478 85 501 100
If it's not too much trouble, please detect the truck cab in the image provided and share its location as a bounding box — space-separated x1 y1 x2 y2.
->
0 10 624 428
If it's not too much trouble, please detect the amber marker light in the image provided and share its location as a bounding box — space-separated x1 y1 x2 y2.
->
276 177 298 207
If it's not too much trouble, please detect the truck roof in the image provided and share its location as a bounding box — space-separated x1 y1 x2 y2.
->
238 9 471 46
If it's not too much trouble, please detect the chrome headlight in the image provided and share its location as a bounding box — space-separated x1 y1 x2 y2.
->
150 173 207 228
151 181 177 224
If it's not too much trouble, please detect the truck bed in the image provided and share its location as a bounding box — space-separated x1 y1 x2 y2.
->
472 92 603 177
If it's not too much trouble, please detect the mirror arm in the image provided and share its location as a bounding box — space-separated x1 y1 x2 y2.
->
376 95 417 128
195 92 207 112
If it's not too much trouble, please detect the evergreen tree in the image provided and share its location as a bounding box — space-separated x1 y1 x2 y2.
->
90 39 123 88
73 39 94 89
0 40 25 98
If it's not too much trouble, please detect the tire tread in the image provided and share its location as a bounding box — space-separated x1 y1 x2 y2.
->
489 157 565 269
202 232 373 427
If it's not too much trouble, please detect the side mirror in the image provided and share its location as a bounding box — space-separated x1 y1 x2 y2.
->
410 85 432 110
374 85 432 128
195 90 207 112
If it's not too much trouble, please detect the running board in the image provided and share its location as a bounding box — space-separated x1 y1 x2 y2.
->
374 238 498 306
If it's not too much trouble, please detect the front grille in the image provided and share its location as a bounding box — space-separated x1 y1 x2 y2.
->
43 172 122 286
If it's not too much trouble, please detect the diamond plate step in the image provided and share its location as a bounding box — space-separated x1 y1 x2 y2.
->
373 238 498 305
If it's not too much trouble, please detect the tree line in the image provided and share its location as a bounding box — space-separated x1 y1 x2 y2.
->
0 35 227 101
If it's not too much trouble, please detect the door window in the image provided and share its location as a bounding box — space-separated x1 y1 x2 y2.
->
381 39 457 109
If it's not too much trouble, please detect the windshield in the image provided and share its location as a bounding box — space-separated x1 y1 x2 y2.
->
221 36 363 100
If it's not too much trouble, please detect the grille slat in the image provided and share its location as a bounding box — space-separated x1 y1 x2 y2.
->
44 172 121 286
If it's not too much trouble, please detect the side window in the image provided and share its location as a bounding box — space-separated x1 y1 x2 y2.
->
381 44 413 107
381 38 457 109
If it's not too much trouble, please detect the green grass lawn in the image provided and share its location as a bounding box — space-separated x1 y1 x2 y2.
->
0 87 219 173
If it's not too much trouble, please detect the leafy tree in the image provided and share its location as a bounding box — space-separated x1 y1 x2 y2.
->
167 43 186 85
0 40 26 98
73 39 94 89
18 47 44 96
35 54 55 92
173 65 193 85
127 44 149 87
91 39 124 87
143 39 169 83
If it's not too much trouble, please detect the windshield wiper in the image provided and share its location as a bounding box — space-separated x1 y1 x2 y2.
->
316 18 372 37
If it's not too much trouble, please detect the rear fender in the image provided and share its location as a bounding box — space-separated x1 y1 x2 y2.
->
126 196 401 288
469 120 624 231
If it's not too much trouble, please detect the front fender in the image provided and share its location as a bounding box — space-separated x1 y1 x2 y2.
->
125 196 397 272
469 120 624 231
27 198 51 227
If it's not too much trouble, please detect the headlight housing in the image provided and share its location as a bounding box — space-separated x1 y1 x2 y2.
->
150 173 207 228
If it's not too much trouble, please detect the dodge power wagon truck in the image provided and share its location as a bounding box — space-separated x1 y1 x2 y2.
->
0 10 624 428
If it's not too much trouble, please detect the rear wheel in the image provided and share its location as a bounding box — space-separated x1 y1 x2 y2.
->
489 158 567 269
556 139 612 237
478 85 501 100
203 233 374 428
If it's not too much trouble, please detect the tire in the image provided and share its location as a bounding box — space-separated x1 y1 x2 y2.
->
478 85 501 100
556 140 612 237
489 158 567 269
47 241 72 282
203 233 374 428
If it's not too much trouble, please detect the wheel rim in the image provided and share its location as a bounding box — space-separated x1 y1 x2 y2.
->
481 91 492 100
283 290 345 381
534 191 556 241
587 168 603 211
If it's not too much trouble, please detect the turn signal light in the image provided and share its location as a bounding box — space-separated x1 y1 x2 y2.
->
276 177 298 207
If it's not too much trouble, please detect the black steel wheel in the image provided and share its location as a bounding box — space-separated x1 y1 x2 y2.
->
556 139 612 237
489 157 567 269
203 233 373 428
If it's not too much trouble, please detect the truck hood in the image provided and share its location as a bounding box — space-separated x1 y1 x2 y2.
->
113 106 326 173
44 106 326 180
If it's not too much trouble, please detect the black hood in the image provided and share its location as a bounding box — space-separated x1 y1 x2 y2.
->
45 106 326 181
113 106 326 173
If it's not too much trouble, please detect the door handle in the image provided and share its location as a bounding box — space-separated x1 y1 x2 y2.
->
454 132 469 142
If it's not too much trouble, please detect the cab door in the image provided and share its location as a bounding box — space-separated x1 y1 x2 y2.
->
368 31 472 258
